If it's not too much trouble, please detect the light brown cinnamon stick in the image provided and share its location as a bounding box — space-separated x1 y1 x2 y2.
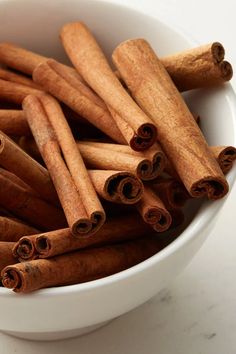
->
60 22 157 151
14 214 152 260
23 94 105 237
211 146 236 174
1 236 162 293
0 67 41 89
0 42 46 75
88 170 143 204
77 142 161 181
0 168 66 230
32 59 125 144
0 242 17 273
0 109 31 136
0 78 42 104
0 131 58 205
136 186 172 232
0 216 38 242
161 42 233 91
113 39 228 199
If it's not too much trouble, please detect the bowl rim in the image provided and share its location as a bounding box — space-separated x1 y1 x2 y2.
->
0 0 236 298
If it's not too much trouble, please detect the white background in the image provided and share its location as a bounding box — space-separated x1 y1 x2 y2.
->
1 0 236 353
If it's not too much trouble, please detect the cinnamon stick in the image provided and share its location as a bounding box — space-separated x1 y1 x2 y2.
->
161 42 233 91
136 186 172 232
0 168 39 197
0 78 42 104
18 136 43 162
0 109 31 136
0 242 17 273
0 131 58 205
32 59 125 144
0 42 46 75
211 146 236 174
14 214 152 260
0 168 67 230
88 170 143 204
113 39 228 199
0 67 41 89
1 236 162 292
60 22 157 151
0 216 38 242
23 94 105 237
77 142 161 181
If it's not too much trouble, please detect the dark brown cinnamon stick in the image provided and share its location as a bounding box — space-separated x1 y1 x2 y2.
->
1 236 162 292
0 216 38 242
0 241 17 273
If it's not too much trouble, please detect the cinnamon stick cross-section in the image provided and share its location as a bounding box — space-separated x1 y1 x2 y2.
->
60 22 157 151
113 39 228 200
23 94 105 237
211 146 236 174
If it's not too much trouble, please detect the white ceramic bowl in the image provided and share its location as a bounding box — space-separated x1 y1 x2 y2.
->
0 0 236 342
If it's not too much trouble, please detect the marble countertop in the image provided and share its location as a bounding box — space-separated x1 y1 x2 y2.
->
1 0 236 353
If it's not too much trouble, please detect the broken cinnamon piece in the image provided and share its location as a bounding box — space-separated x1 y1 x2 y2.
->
0 131 58 205
88 170 143 204
0 242 17 273
1 236 162 292
0 109 31 136
0 216 39 242
23 94 105 237
160 42 233 91
136 186 172 232
60 22 157 151
0 167 67 231
113 39 228 199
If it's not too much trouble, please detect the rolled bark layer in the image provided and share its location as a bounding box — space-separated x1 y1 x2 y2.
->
12 235 38 262
0 216 38 242
60 22 157 151
160 42 233 91
113 39 228 199
136 186 172 232
88 170 143 204
1 236 161 293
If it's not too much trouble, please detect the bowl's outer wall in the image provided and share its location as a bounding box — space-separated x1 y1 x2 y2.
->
0 0 236 337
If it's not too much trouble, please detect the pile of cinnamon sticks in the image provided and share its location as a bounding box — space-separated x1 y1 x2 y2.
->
0 22 235 293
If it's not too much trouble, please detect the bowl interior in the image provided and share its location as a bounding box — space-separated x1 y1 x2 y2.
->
0 0 236 295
